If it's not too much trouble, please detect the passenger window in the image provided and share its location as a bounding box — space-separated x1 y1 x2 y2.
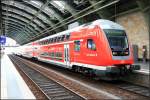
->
51 52 53 57
74 41 80 51
46 40 48 44
61 35 65 41
59 36 62 41
57 37 60 42
50 38 53 43
51 38 54 43
46 39 48 44
48 39 50 44
53 37 56 42
87 39 96 50
66 34 70 40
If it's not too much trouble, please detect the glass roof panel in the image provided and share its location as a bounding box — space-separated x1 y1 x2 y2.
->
53 1 65 9
2 7 33 19
2 1 38 14
37 14 50 24
30 0 43 7
43 7 56 19
26 0 43 8
34 19 45 28
51 0 65 13
44 6 54 15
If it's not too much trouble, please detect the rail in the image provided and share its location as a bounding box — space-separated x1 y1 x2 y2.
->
9 55 84 100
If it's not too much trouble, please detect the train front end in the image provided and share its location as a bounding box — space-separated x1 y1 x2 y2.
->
94 20 140 79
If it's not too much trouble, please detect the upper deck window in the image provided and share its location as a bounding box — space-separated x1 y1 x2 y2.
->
50 38 53 43
54 37 57 43
66 34 70 40
61 35 65 41
57 37 61 42
48 39 51 44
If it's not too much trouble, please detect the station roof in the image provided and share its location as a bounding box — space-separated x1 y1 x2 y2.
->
0 0 149 45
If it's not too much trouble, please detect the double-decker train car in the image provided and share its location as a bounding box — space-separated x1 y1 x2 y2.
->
18 19 140 80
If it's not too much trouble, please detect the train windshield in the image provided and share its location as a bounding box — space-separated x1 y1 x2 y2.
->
104 29 128 49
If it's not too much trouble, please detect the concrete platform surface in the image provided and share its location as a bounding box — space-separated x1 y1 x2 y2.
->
1 54 35 99
135 61 149 75
123 61 149 87
136 61 149 70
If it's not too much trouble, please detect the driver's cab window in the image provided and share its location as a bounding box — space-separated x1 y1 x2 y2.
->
87 39 96 50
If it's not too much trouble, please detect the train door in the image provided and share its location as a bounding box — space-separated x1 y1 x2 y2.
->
64 44 70 68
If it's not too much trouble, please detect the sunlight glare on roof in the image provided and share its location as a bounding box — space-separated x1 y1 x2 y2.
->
30 0 42 7
53 0 65 9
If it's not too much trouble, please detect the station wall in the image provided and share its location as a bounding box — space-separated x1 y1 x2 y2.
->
116 11 149 59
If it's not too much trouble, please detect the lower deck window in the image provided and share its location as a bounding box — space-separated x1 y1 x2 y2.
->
87 39 96 50
74 41 80 51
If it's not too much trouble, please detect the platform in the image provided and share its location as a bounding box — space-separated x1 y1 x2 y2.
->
122 61 149 87
134 61 149 75
1 54 35 99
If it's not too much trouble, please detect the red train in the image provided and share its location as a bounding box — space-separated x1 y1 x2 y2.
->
16 19 140 80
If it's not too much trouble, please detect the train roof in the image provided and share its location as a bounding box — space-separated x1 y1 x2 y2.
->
34 19 124 43
36 24 85 42
92 19 124 30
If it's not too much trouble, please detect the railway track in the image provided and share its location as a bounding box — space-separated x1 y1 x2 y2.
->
118 83 150 97
25 56 150 98
9 55 84 100
10 55 149 99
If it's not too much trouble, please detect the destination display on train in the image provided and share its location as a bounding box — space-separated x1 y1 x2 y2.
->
104 29 126 36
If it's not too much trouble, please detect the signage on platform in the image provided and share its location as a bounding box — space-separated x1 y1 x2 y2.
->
0 36 6 45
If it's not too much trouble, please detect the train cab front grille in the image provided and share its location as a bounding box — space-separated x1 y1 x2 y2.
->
111 48 129 56
112 51 129 56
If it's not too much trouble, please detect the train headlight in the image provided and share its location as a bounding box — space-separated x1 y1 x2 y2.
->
125 51 129 55
126 65 130 69
112 52 117 55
